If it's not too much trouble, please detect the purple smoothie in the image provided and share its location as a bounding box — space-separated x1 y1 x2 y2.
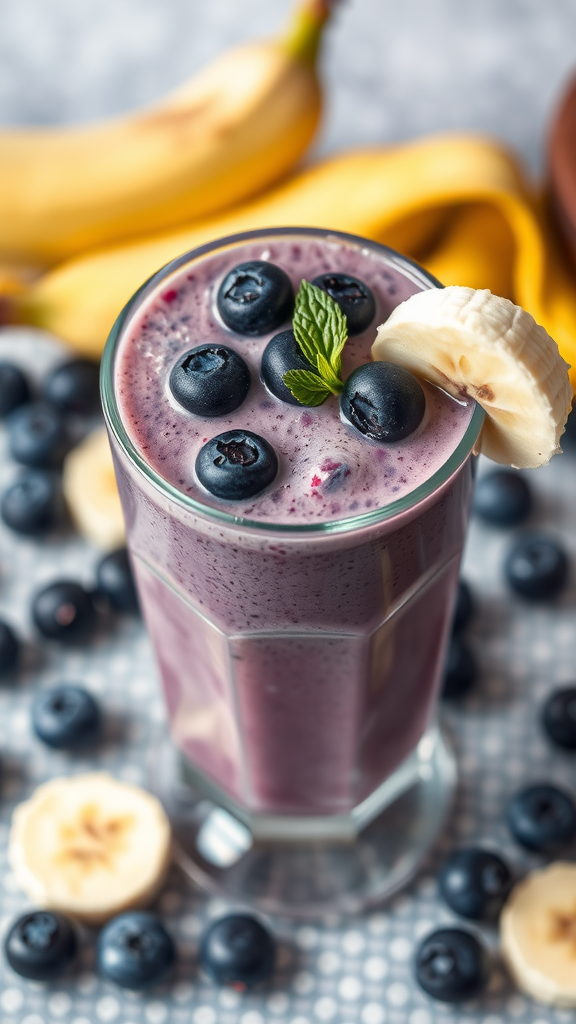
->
105 229 481 821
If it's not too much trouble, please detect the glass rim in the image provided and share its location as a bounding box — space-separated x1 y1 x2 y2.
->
101 226 485 536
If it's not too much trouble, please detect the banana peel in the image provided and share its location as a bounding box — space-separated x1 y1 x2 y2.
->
4 132 576 391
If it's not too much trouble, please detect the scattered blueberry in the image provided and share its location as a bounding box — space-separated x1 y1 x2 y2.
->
32 685 101 749
414 927 489 1003
442 636 478 699
196 430 278 500
542 686 576 750
261 328 318 404
439 849 511 920
32 580 96 642
473 469 532 526
563 402 576 450
217 261 294 335
200 914 275 989
340 362 425 442
96 911 175 990
7 402 70 468
504 534 569 600
507 783 576 853
4 911 77 980
169 344 250 417
96 548 139 614
42 358 101 415
0 361 30 417
452 580 474 634
1 469 59 535
311 272 376 334
0 619 20 676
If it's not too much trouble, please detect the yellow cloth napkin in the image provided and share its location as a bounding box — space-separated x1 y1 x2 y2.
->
9 132 576 391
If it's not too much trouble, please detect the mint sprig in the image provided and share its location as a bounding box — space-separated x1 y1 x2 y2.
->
282 279 348 406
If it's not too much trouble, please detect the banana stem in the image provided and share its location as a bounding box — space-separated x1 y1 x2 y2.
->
281 0 339 67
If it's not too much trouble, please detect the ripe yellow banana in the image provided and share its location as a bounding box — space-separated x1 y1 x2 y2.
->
6 134 576 390
0 0 332 267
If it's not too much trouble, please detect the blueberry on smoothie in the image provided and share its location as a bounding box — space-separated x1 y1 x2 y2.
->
196 430 278 500
507 783 576 853
340 362 425 442
1 469 59 535
169 344 250 416
311 272 376 335
261 328 318 404
32 684 101 749
200 913 275 988
217 261 294 335
414 928 489 1003
5 911 77 980
0 361 30 417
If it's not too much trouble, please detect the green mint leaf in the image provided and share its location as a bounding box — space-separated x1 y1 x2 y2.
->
282 369 332 406
293 280 348 384
315 353 344 394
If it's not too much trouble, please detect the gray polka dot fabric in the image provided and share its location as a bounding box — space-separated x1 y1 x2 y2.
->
0 327 575 1024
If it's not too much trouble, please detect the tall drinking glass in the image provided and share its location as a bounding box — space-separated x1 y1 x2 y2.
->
101 228 484 915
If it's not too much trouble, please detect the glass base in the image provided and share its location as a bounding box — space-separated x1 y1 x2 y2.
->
149 725 456 918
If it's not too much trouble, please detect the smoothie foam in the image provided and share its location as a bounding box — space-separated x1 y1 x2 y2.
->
115 235 474 526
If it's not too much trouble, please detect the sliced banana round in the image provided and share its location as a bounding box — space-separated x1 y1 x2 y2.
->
372 286 572 469
501 862 576 1007
8 773 172 925
63 427 125 550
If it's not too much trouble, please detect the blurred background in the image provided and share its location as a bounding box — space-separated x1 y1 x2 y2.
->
1 0 576 174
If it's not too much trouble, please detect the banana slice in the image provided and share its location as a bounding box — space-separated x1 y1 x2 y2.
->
8 773 172 925
371 286 572 468
63 427 125 550
501 862 576 1007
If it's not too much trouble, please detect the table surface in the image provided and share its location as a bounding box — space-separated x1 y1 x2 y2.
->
2 3 576 1022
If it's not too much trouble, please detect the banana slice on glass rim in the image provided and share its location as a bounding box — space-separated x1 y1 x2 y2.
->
501 862 576 1007
8 773 172 925
372 286 573 469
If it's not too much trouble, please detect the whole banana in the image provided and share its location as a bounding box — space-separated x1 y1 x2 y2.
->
0 0 333 268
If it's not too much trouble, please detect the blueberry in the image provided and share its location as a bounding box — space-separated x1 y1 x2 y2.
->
542 686 576 750
96 548 139 613
196 430 278 500
169 344 250 416
42 357 101 415
4 910 77 980
452 580 474 634
200 913 275 989
32 580 96 642
507 783 576 853
1 469 59 535
8 401 70 468
260 328 318 404
563 402 576 451
415 928 489 1003
505 534 569 600
442 636 477 699
32 684 101 749
311 272 376 335
340 362 425 442
216 261 294 335
473 469 532 526
439 849 511 920
0 619 20 676
97 911 175 990
0 361 30 417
